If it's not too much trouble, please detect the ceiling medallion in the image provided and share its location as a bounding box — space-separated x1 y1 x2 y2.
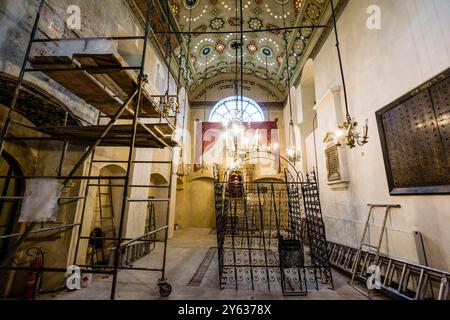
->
210 17 225 30
215 40 225 54
229 40 243 51
183 0 199 10
288 54 298 68
293 39 305 54
201 46 213 57
247 41 258 55
306 3 321 21
248 17 263 31
261 47 273 57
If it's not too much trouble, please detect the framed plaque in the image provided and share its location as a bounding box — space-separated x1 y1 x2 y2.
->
376 68 450 195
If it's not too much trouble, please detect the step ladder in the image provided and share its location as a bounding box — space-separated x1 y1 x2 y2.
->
349 204 401 297
95 178 116 264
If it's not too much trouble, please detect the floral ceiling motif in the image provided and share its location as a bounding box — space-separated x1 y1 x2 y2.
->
164 0 331 100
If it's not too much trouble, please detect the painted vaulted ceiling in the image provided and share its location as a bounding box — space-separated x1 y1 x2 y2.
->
130 0 333 102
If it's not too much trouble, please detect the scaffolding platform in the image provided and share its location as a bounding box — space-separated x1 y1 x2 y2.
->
29 54 163 119
36 123 177 148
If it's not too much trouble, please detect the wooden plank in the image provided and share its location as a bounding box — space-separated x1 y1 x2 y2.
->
36 124 177 148
29 56 122 116
73 53 161 118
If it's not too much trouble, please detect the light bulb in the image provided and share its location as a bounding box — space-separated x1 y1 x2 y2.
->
335 129 345 138
287 148 295 157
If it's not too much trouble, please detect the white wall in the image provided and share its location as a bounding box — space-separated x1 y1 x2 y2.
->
304 0 450 270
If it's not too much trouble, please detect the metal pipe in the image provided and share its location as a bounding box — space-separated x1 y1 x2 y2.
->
32 36 145 42
110 0 153 300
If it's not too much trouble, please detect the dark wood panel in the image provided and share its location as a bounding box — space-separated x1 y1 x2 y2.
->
376 69 450 195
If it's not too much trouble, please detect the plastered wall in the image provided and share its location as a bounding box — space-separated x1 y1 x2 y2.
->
300 0 450 270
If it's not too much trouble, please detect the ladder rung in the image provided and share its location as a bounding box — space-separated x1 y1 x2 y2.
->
127 198 170 202
129 185 170 188
133 161 172 164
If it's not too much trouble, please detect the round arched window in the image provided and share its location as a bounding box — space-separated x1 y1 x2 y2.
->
209 96 265 123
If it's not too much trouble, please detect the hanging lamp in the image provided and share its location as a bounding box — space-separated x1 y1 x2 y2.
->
330 0 369 148
281 2 301 163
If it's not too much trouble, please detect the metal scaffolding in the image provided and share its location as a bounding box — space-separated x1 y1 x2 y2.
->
0 0 179 299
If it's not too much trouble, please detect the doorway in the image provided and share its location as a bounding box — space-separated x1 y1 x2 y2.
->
0 152 24 263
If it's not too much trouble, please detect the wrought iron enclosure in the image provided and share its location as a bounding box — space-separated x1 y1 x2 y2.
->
214 170 333 296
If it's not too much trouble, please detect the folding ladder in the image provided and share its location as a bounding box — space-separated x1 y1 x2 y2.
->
349 204 401 297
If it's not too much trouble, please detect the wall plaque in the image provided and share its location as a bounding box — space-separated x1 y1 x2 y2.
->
376 68 450 195
325 145 340 181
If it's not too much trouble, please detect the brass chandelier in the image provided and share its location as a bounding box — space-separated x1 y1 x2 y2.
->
331 0 369 148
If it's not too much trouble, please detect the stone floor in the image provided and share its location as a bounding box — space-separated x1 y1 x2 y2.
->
42 228 386 300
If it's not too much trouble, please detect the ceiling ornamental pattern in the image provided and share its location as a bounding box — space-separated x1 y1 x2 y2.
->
166 0 331 101
136 0 331 102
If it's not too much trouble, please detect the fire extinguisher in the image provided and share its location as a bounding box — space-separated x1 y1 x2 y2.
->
23 247 44 300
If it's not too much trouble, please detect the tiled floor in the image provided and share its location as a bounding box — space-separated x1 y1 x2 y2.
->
43 228 385 300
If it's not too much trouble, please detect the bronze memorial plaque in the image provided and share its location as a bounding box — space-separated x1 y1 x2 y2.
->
376 69 450 195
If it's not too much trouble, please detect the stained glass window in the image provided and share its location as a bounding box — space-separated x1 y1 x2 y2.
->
209 96 265 123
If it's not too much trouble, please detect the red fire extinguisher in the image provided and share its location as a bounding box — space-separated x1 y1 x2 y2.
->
23 247 44 300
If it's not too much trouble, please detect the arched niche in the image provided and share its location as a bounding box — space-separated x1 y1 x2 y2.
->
297 59 317 173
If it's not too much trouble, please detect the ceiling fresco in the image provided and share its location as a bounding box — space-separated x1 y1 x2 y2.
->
166 0 331 101
129 0 333 102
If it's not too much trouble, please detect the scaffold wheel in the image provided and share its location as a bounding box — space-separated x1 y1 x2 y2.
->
158 282 172 297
